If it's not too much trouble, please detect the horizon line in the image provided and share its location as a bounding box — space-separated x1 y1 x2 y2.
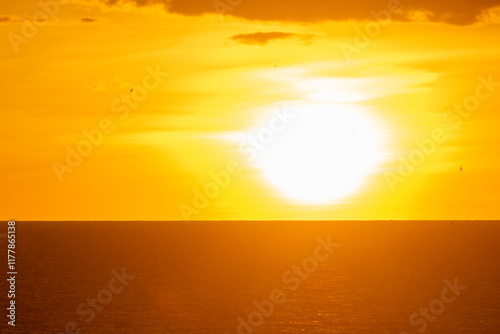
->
4 220 500 222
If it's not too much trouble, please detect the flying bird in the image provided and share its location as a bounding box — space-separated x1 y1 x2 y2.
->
130 88 133 92
460 166 463 172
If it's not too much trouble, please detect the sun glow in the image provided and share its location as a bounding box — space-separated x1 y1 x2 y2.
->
254 103 385 205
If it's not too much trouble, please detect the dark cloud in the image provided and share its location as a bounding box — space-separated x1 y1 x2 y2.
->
0 15 22 24
102 0 169 7
171 0 500 24
98 0 500 25
230 31 313 45
80 17 97 23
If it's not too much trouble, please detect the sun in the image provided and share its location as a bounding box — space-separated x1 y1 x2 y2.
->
253 103 384 205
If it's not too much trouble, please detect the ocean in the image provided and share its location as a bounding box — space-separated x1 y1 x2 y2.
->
2 221 500 333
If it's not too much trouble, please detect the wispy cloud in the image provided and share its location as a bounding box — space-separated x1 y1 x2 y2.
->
0 15 25 25
476 5 500 24
230 31 314 46
81 17 98 23
84 81 108 91
0 14 104 26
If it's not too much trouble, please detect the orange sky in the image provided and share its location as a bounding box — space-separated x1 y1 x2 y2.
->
1 0 500 220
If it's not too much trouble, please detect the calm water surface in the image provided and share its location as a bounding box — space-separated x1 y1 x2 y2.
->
2 221 500 333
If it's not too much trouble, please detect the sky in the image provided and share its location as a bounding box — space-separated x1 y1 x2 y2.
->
1 0 500 220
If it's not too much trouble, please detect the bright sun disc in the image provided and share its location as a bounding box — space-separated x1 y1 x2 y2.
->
254 103 384 205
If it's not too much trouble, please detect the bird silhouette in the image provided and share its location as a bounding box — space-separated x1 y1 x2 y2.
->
460 166 463 172
130 88 133 92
